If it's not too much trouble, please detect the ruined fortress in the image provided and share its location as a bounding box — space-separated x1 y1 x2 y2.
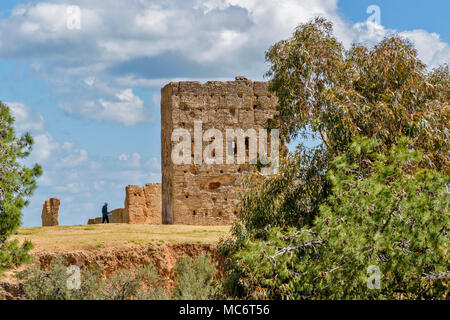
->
44 78 277 227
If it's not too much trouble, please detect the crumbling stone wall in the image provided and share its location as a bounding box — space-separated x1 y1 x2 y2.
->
87 217 102 225
123 183 162 224
41 198 60 226
87 208 124 224
87 184 161 224
161 78 278 225
108 208 125 223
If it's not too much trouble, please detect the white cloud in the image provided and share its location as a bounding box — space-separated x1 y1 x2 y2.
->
9 2 102 42
352 21 391 46
2 0 447 128
89 161 102 169
146 157 161 170
32 132 59 161
97 89 146 126
1 0 447 73
93 180 105 191
52 182 90 194
84 76 96 86
399 29 450 69
6 101 45 132
135 9 175 35
62 88 147 126
351 21 450 69
58 148 88 168
6 101 90 166
118 152 142 168
37 171 53 187
62 141 75 151
115 75 231 89
197 29 249 63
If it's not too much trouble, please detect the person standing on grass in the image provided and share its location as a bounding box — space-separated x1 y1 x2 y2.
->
102 202 110 224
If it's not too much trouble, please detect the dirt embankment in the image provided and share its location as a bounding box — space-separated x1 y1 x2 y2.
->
35 243 218 278
0 243 218 300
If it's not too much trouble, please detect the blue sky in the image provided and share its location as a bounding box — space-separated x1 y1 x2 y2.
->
0 0 448 227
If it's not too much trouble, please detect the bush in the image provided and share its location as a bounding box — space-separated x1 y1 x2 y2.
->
16 254 217 300
17 257 103 300
220 138 449 299
103 264 169 300
172 254 217 300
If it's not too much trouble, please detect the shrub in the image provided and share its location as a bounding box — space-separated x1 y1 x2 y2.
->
221 138 449 299
172 254 217 300
17 257 103 300
17 254 218 300
103 264 169 300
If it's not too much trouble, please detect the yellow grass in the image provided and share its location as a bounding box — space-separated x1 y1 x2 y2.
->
13 224 231 252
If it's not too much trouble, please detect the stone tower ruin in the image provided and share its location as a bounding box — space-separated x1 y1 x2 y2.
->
161 77 278 225
42 197 60 226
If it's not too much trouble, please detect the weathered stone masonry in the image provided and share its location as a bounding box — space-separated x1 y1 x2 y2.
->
42 198 60 226
161 78 278 225
88 183 161 224
85 78 277 226
124 183 162 224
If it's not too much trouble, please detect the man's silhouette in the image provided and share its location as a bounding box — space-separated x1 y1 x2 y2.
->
102 202 110 223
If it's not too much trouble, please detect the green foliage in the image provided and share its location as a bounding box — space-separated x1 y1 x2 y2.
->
103 264 169 300
219 19 449 299
222 138 449 299
240 18 449 234
266 18 449 172
17 254 217 300
0 102 42 275
172 254 217 300
18 257 103 300
314 137 449 299
239 144 330 234
134 264 170 300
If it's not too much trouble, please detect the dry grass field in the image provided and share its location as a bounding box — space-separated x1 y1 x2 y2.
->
12 224 231 252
